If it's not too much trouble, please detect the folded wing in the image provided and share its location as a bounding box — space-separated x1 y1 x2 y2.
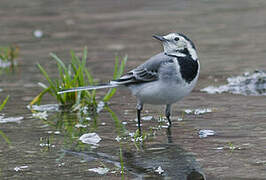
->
111 52 174 85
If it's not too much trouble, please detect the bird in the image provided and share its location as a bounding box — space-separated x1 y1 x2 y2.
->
58 33 200 134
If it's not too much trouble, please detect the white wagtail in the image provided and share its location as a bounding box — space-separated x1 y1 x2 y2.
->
58 33 200 132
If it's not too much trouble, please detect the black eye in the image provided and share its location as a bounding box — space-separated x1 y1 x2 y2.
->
174 37 179 41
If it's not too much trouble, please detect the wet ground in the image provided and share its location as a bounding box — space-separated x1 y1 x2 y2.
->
1 0 266 179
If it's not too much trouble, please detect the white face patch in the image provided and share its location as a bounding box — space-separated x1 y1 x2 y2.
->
162 33 198 61
180 36 198 60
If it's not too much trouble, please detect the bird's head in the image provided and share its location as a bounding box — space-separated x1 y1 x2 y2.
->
153 33 198 61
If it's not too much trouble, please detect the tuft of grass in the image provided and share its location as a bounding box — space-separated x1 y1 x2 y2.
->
0 45 19 68
30 47 127 112
228 142 237 152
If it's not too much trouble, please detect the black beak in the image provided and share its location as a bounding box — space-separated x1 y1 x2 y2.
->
153 35 168 41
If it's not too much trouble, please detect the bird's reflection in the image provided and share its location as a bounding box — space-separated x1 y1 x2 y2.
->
123 143 205 180
64 125 205 180
122 125 205 180
166 126 173 144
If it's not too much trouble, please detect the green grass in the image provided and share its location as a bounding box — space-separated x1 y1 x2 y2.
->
30 47 127 111
0 95 9 112
0 130 11 145
0 45 19 68
106 106 126 135
103 55 127 102
119 146 125 180
0 95 11 145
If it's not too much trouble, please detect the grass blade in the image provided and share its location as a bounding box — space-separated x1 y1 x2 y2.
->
0 95 9 111
105 106 125 135
119 146 125 180
37 64 64 103
118 55 127 77
37 64 56 93
103 55 127 102
113 56 119 79
50 53 67 70
81 47 87 67
51 53 72 83
29 88 50 106
103 88 117 102
0 130 11 145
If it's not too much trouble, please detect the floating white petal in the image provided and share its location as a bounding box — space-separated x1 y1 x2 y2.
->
14 165 28 171
155 166 164 174
79 133 101 145
142 116 153 121
88 167 109 175
198 130 216 138
75 123 88 128
184 108 212 115
0 116 24 123
32 111 48 120
27 104 59 112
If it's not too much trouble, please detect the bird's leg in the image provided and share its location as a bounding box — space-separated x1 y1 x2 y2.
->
165 104 172 127
136 103 143 136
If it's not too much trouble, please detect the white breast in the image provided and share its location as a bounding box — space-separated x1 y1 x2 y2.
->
129 59 199 105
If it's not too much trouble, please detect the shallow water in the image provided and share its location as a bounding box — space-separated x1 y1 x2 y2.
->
66 143 206 179
1 0 266 179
